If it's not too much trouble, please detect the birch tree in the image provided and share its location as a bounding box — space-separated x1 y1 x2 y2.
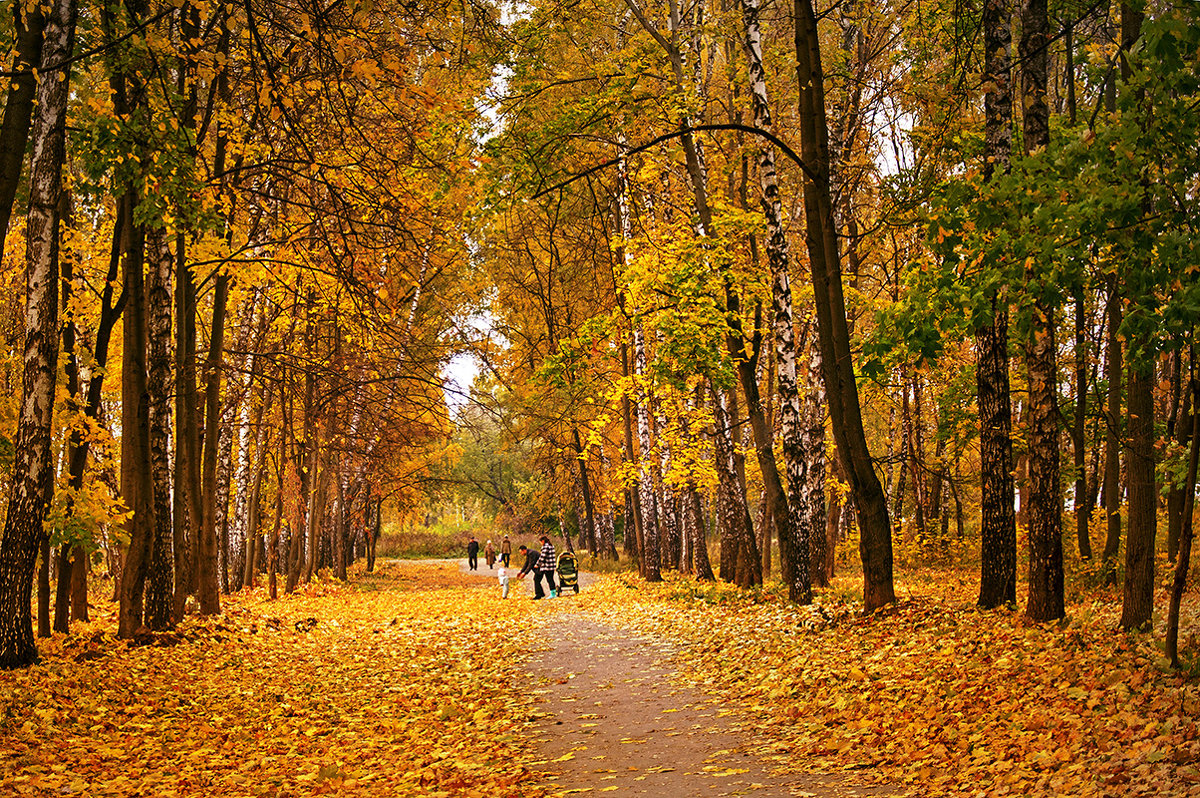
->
0 0 76 667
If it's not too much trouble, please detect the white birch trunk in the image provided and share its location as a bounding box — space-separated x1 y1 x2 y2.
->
226 291 261 586
740 0 809 601
633 326 661 580
0 0 75 666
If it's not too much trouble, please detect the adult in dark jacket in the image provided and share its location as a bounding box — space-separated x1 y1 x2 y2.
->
517 545 539 578
518 543 552 597
467 535 480 570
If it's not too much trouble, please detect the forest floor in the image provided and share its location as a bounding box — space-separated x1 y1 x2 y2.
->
2 557 1198 797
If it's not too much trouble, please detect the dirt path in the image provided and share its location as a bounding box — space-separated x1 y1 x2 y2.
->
524 612 897 798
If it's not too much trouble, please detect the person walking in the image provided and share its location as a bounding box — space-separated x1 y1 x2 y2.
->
500 535 512 566
485 539 496 569
467 535 480 570
533 535 557 599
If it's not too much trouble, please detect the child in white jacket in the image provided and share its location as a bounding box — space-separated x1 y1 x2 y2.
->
498 566 511 599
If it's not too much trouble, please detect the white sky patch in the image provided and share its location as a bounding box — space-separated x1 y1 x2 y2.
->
442 351 481 413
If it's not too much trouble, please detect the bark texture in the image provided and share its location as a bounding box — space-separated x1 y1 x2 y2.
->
144 229 175 631
0 0 75 668
977 0 1016 610
740 0 809 602
1020 0 1063 622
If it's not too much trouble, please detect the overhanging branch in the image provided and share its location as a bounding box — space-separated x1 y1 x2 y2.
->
531 123 817 200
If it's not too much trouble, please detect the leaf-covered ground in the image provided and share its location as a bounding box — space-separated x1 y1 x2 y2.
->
2 561 546 797
3 559 1198 797
567 569 1200 797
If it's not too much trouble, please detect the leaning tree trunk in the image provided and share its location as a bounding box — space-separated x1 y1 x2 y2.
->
0 0 75 668
733 309 795 589
1166 374 1199 666
740 0 809 602
794 0 894 610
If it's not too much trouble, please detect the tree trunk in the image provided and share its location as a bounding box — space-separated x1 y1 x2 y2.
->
573 428 599 558
1024 307 1063 621
1020 0 1063 623
892 403 907 537
197 272 229 615
37 541 49 637
1073 288 1093 559
143 228 175 631
794 0 894 611
713 386 761 587
240 383 273 589
688 487 715 580
1166 374 1198 667
172 6 201 622
116 187 154 638
803 334 829 587
1101 276 1122 578
655 427 680 570
0 0 75 667
738 0 808 600
57 204 124 628
977 306 1017 610
1167 386 1192 561
633 326 661 581
1120 343 1156 630
977 0 1017 609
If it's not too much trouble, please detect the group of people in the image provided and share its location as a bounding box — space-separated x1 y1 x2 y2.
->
466 535 512 570
467 533 573 599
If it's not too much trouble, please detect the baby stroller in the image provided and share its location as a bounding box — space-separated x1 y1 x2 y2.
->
557 550 580 594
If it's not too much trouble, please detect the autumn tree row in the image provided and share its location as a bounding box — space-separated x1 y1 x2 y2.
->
0 0 495 667
469 0 1200 659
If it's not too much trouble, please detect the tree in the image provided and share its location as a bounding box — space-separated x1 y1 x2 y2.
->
739 0 810 603
976 0 1017 611
0 0 76 667
794 0 895 611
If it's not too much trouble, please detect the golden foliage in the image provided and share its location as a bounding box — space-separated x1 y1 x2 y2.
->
2 561 544 797
571 570 1200 797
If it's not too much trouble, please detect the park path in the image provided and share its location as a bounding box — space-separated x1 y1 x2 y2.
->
518 586 896 796
454 556 892 796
